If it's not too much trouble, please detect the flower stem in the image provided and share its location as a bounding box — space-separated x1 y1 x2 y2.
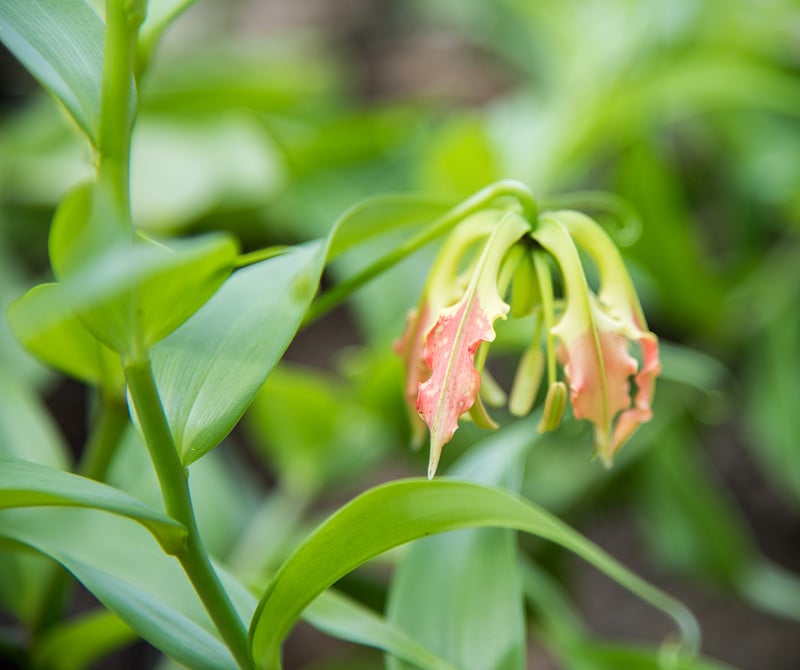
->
124 357 254 670
98 0 141 219
305 180 539 325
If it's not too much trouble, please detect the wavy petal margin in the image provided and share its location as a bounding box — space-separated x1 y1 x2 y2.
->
417 213 529 477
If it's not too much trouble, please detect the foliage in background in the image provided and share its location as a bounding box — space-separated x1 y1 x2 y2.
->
0 0 799 669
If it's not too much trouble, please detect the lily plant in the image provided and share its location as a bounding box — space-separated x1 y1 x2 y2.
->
396 205 661 477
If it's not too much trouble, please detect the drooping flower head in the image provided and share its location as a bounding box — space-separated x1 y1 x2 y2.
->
396 195 660 477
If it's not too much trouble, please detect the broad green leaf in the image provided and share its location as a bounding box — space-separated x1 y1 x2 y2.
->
152 242 325 465
106 429 260 559
0 233 50 385
0 458 186 551
0 0 104 140
387 420 534 670
32 609 137 670
249 479 699 670
43 181 239 354
15 232 238 355
0 504 458 670
0 507 240 670
8 283 123 388
326 194 454 260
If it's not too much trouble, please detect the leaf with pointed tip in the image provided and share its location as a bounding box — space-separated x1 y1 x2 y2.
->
0 507 239 670
0 458 186 551
152 242 325 465
0 0 104 140
8 283 123 388
387 420 535 670
248 479 699 670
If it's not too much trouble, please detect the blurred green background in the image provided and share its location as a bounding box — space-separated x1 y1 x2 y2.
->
1 0 799 668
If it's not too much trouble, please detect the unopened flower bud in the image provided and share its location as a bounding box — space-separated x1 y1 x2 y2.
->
538 381 567 433
509 347 545 417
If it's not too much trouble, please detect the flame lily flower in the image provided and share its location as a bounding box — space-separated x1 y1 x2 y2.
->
397 200 660 476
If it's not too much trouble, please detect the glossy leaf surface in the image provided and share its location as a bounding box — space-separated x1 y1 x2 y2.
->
0 0 104 140
387 420 534 670
152 242 325 464
0 458 186 550
250 479 699 670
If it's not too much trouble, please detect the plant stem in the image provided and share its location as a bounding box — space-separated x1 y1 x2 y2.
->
98 0 140 219
304 179 539 325
79 391 129 481
96 5 251 667
124 357 254 670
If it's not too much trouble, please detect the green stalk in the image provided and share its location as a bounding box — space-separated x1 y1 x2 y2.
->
304 179 538 325
98 0 141 218
79 391 129 481
124 358 254 670
97 4 252 667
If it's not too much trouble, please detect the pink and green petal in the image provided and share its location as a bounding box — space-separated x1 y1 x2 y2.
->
532 214 646 462
417 212 530 477
393 211 500 445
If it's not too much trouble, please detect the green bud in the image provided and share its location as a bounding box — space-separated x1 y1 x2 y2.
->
508 347 544 417
538 381 567 433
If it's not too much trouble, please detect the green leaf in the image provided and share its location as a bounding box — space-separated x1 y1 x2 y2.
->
326 194 454 261
152 242 325 465
8 283 123 388
15 232 238 356
0 0 104 140
387 420 534 670
139 0 197 53
304 590 458 670
32 609 137 670
0 458 186 551
249 480 699 670
0 508 240 670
